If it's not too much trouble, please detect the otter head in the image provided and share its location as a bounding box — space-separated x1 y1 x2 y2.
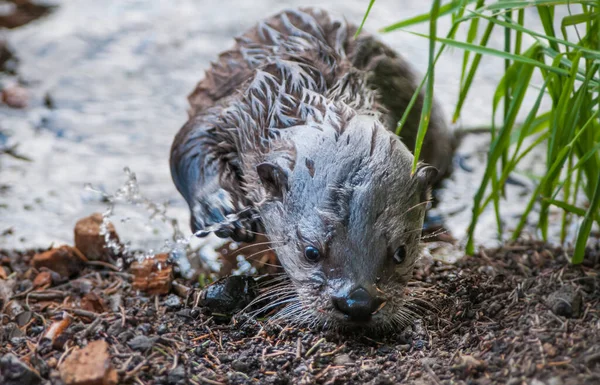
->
253 114 437 330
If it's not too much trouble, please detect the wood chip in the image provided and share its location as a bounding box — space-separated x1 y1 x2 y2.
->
130 253 172 295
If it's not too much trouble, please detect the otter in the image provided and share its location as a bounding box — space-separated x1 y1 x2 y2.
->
170 8 455 329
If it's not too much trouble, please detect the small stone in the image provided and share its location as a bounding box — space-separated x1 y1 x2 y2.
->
32 246 85 278
164 294 182 310
231 360 250 373
167 366 186 385
1 85 28 109
127 335 156 352
0 353 42 385
130 254 173 295
546 286 583 318
59 340 118 385
333 354 353 366
293 364 308 375
117 330 133 343
199 276 258 314
137 323 152 335
74 213 120 261
15 311 32 327
157 324 168 335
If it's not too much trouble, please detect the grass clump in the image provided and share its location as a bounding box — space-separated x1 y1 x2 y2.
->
370 0 600 263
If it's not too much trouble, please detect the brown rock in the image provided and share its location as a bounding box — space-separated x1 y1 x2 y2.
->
59 340 118 385
0 266 7 279
74 213 120 261
32 246 85 278
130 253 172 295
33 271 52 288
1 85 28 108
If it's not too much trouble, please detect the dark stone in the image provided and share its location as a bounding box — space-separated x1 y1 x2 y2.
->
137 323 152 335
167 365 186 385
127 335 156 352
199 276 258 314
231 359 250 373
546 286 583 318
164 294 182 310
0 354 42 385
157 324 168 335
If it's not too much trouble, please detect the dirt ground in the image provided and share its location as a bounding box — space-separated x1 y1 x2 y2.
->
1 239 599 385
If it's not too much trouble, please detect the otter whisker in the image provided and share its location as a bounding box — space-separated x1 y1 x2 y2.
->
228 239 287 255
420 227 450 240
244 285 296 307
246 296 299 319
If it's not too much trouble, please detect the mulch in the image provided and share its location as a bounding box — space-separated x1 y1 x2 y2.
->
1 239 599 385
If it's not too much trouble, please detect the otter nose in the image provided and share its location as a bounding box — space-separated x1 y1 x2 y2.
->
332 287 383 322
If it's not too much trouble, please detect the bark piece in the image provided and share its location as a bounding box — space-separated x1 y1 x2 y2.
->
74 213 120 261
32 246 85 278
130 253 172 295
42 317 71 350
59 340 118 385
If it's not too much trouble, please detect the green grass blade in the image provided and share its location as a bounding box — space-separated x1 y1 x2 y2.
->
411 0 440 173
573 175 600 264
380 0 475 32
543 198 587 216
404 30 580 78
355 0 377 38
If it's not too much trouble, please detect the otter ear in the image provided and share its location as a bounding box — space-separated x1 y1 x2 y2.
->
257 162 288 200
414 164 438 202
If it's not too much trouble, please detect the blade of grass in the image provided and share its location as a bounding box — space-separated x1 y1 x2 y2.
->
379 0 476 32
573 174 600 263
411 0 441 173
355 0 377 38
543 198 587 216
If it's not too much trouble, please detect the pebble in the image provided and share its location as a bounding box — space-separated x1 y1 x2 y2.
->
1 85 28 109
127 335 156 352
231 359 250 373
0 353 42 385
333 354 353 366
157 324 168 335
546 286 583 318
167 366 186 385
164 294 182 310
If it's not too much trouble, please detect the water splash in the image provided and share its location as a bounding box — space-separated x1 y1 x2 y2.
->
85 167 195 276
84 167 262 278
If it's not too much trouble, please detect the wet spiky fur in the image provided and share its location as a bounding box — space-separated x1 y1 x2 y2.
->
170 8 455 330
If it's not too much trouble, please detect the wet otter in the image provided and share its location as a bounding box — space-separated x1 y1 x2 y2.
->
170 8 455 329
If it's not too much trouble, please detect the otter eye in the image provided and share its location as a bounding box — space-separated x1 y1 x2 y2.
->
304 246 321 262
393 246 407 264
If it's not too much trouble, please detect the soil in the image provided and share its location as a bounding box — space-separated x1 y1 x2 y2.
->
1 240 599 385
